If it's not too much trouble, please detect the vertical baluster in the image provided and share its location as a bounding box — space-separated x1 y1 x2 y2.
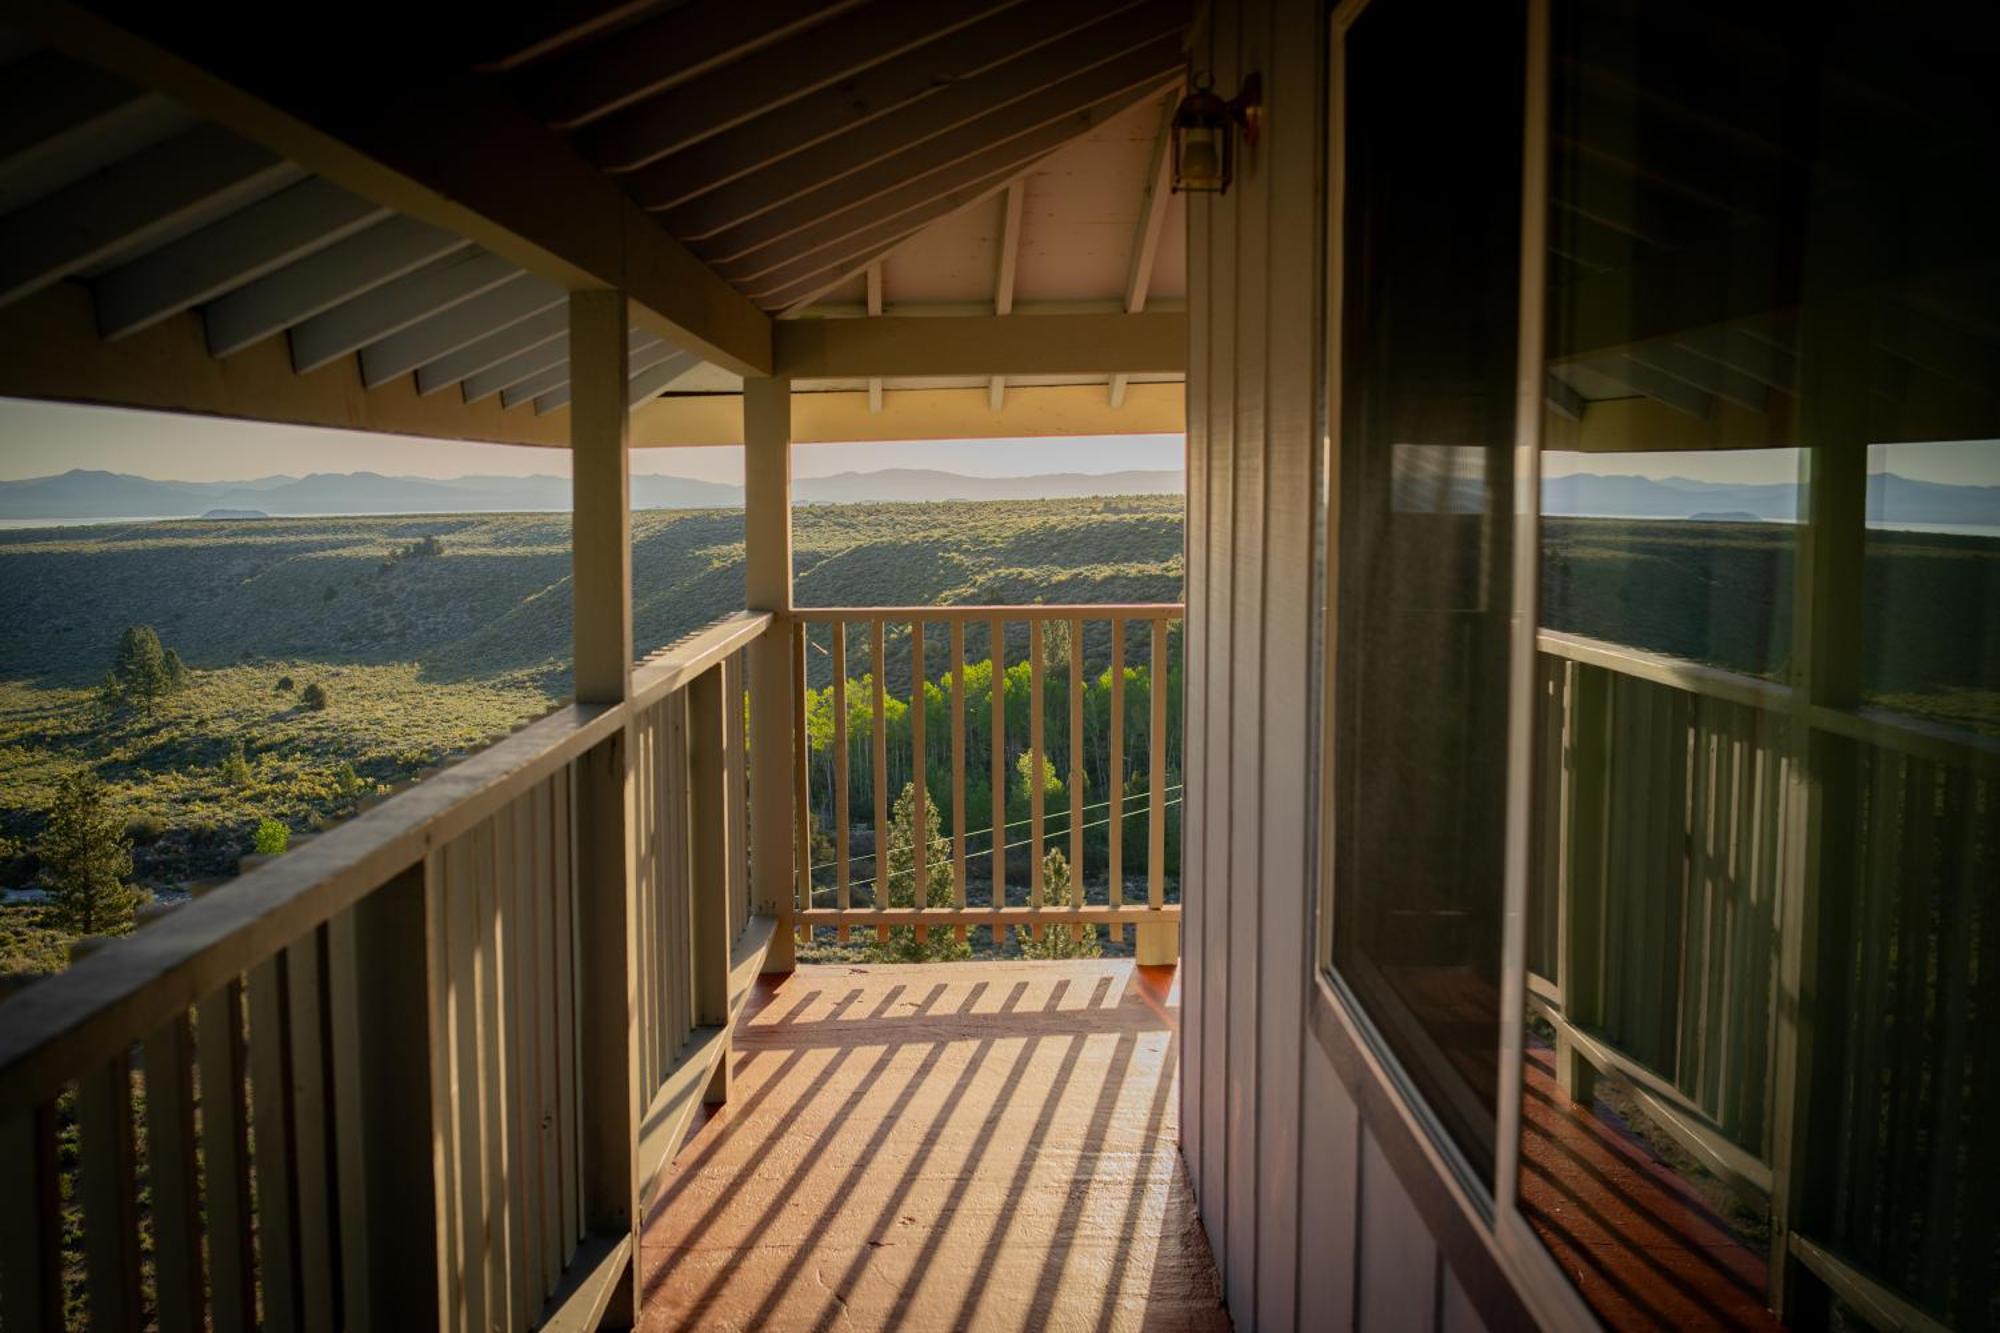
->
0 1101 61 1333
726 654 750 934
249 951 303 1332
554 766 581 1263
533 779 562 1294
77 1054 142 1329
498 800 533 1327
1030 618 1046 939
511 796 544 1312
288 935 335 1333
443 839 487 1333
873 617 889 943
422 847 462 1329
1109 616 1126 947
951 619 968 943
991 617 1008 923
1141 615 1172 964
794 621 812 946
691 662 734 1105
912 618 928 940
1069 615 1085 939
833 622 850 942
144 1010 203 1333
476 822 516 1333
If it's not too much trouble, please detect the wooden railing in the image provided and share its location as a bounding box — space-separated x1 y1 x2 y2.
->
787 604 1184 962
0 610 775 1332
1527 629 1997 1332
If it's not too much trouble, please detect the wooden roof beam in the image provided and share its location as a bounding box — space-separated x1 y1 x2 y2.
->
519 0 863 127
0 123 299 307
1112 92 1177 408
417 305 568 397
93 177 388 340
631 0 1162 215
24 2 772 375
290 250 517 374
203 216 469 358
701 46 1180 273
359 271 567 388
990 181 1024 412
570 0 1023 171
499 330 669 411
773 311 1185 379
652 8 1184 235
865 263 884 414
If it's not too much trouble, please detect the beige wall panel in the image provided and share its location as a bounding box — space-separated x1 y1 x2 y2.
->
629 382 1185 445
1251 0 1326 1325
1359 1131 1443 1333
1196 0 1241 1291
1224 0 1271 1315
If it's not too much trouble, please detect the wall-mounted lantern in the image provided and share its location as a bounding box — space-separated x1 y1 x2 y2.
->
1170 72 1262 195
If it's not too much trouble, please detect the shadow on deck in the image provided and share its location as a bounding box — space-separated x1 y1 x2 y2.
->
637 959 1230 1331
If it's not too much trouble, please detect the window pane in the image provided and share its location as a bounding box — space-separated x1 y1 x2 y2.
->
1329 0 1525 1185
1521 2 2000 1328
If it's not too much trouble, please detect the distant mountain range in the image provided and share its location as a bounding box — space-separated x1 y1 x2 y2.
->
1547 472 1997 527
0 466 1187 520
2 467 1992 527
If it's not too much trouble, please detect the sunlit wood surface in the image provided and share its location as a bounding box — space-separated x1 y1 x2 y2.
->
637 960 1229 1331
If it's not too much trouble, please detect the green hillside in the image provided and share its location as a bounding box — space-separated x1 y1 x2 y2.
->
0 498 1186 930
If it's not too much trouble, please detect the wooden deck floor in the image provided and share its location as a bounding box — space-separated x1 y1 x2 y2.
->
637 959 1229 1332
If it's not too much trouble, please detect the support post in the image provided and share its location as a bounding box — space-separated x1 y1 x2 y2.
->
1769 297 1869 1324
745 375 797 972
688 664 733 1105
567 289 641 1326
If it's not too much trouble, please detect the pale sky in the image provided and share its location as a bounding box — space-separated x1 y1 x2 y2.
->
0 398 1183 485
1546 441 2000 487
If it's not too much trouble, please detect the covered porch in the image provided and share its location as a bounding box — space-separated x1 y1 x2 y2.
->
0 4 1209 1331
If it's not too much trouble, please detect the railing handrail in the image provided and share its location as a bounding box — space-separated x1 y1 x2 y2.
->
0 610 770 1119
1537 627 2000 770
632 609 772 710
790 602 1184 623
1535 628 1791 711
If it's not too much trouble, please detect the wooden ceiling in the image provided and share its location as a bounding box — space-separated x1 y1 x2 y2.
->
0 2 1193 442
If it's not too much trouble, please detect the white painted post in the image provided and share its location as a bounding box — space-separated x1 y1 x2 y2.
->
745 377 797 972
567 289 641 1324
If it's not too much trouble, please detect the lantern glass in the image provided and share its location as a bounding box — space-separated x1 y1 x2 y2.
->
1178 126 1226 191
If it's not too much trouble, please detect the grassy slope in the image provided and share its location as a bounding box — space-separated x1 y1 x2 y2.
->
0 500 1185 914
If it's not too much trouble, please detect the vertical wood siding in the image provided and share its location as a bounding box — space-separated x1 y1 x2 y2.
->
1182 1 1512 1328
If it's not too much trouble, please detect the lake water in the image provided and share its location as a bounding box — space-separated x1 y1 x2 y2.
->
0 516 171 530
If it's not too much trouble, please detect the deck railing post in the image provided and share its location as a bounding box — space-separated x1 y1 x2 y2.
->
745 375 798 972
1555 662 1610 1102
568 288 642 1324
1137 615 1177 963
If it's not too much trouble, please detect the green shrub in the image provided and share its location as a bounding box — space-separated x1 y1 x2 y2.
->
39 772 139 934
106 625 191 712
252 819 290 856
123 814 169 845
331 761 364 797
219 740 253 788
301 681 329 712
275 675 294 693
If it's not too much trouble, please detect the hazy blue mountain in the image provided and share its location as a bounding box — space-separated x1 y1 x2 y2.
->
1545 472 1998 526
0 466 1187 519
794 468 1184 503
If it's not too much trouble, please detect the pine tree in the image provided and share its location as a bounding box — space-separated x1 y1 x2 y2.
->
1017 847 1101 959
111 625 172 710
867 782 970 963
40 772 139 935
